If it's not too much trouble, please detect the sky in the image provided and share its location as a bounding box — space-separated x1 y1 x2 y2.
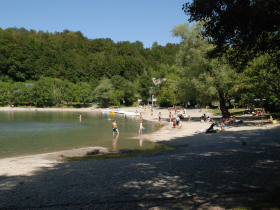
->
1 0 192 48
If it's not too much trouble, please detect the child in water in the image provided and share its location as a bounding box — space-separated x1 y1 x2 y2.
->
139 122 143 135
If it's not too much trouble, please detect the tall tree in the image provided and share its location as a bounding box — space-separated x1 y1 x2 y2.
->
183 0 280 53
171 22 235 117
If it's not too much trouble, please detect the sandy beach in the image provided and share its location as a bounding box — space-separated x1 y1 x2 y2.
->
1 106 280 209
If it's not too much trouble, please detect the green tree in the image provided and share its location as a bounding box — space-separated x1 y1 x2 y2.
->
0 82 10 105
111 75 136 106
183 0 280 53
232 51 280 110
10 82 27 105
94 78 115 107
79 82 92 104
110 90 125 106
137 74 153 104
32 76 54 107
60 80 74 104
171 22 235 117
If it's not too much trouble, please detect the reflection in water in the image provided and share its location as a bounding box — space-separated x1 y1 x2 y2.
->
112 135 118 151
139 139 144 147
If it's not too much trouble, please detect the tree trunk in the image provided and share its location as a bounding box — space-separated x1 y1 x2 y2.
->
219 91 230 118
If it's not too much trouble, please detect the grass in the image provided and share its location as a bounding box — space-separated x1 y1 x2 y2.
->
63 144 174 162
211 108 280 121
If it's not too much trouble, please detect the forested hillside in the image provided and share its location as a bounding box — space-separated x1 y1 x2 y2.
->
0 27 180 107
0 27 179 83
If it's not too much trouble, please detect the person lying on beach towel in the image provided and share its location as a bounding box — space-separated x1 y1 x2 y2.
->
196 122 219 133
232 116 243 123
226 116 243 123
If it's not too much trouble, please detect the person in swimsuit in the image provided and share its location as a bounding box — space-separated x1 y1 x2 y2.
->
139 122 143 135
112 119 119 135
158 112 162 124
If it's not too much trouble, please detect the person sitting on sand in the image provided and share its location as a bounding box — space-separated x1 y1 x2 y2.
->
232 116 243 123
200 113 207 120
226 116 234 123
260 109 266 115
177 114 185 119
196 122 219 133
204 116 211 122
263 115 273 123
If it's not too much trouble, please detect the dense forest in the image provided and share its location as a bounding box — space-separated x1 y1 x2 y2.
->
0 27 180 107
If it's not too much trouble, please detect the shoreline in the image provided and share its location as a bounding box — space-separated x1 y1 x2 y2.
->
0 106 275 176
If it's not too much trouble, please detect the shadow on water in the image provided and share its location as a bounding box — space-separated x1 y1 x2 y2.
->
1 124 280 209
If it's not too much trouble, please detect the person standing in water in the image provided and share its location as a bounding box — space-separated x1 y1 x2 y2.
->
79 114 81 121
158 112 162 124
112 119 119 135
139 121 143 135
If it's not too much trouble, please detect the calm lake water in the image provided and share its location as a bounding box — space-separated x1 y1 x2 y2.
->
0 110 160 159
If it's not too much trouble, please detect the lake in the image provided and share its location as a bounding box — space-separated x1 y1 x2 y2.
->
0 110 160 159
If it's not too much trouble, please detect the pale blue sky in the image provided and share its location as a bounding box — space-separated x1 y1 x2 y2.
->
0 0 191 48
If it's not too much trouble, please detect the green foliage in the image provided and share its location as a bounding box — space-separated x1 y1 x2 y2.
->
183 0 280 53
0 82 10 105
110 90 125 106
94 78 115 107
79 82 92 104
232 51 280 110
0 27 179 83
137 75 153 104
171 22 235 116
156 86 178 107
9 82 28 105
32 77 54 107
111 75 136 106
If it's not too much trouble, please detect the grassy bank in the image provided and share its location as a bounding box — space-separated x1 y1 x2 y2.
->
211 108 280 121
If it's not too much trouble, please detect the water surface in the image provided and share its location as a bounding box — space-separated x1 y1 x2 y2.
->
0 110 160 158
